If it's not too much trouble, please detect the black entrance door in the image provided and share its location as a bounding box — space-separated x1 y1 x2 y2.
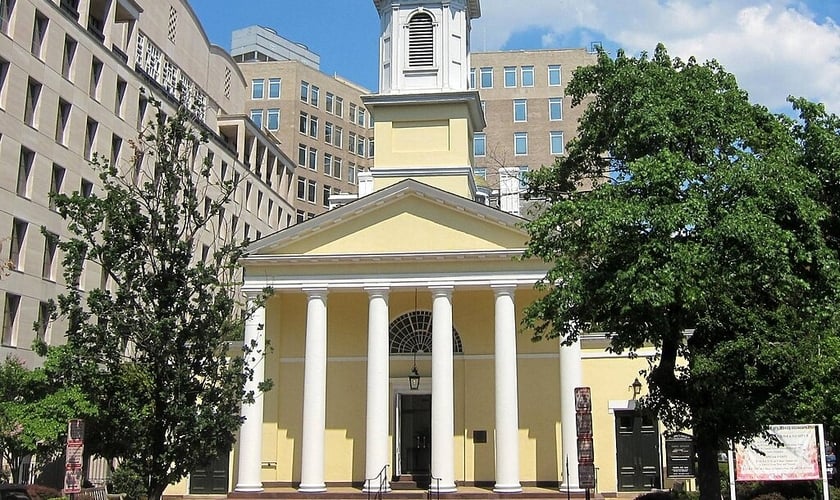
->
399 394 431 475
615 410 661 491
189 453 230 494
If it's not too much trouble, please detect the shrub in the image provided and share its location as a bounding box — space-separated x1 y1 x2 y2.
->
26 484 64 500
110 467 147 500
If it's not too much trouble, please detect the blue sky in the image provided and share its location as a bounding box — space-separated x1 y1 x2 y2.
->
190 0 840 113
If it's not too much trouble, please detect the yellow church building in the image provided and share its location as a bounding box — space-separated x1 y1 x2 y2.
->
227 0 670 497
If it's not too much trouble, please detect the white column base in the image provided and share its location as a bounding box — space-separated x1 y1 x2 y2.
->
429 482 457 494
493 484 523 493
233 484 264 493
298 483 327 493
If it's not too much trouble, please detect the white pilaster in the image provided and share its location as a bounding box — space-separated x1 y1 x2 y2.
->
560 337 583 491
235 298 266 492
430 287 457 493
492 286 522 493
299 288 328 493
364 288 391 492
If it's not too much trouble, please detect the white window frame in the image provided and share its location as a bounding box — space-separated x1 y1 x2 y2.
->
550 131 564 155
514 132 528 156
473 133 486 157
548 65 562 86
266 108 280 131
521 65 534 87
480 67 493 89
549 97 563 121
504 66 516 88
268 78 281 98
513 99 527 122
252 79 264 99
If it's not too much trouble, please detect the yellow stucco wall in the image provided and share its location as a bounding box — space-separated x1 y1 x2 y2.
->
264 196 528 255
374 175 474 199
373 103 473 170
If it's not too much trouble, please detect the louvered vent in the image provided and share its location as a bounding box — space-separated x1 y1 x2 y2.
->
408 13 434 67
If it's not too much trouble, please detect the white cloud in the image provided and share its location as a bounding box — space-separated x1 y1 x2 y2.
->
472 0 840 113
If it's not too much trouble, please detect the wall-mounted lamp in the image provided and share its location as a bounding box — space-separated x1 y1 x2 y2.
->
631 378 643 399
409 351 420 390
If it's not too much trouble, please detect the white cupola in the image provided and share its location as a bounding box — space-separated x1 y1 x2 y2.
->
374 0 481 94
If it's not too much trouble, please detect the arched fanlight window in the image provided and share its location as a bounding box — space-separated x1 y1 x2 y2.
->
389 310 463 354
408 12 434 68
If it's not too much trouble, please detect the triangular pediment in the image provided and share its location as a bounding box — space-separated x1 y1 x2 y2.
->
247 179 527 257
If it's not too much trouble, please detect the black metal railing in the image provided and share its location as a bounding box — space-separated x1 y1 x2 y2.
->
428 475 441 500
366 464 388 500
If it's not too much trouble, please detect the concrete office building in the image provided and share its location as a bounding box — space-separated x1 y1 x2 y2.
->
0 0 298 367
232 26 374 220
469 49 598 215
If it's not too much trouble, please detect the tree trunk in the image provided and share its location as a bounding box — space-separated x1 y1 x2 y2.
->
695 426 723 500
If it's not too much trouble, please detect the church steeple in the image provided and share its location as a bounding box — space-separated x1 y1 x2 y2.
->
375 0 481 94
362 0 485 200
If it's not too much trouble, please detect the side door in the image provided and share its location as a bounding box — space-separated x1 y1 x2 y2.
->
190 454 230 495
615 410 661 491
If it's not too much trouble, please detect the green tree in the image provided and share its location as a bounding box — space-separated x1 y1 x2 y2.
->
44 96 270 500
523 45 840 500
0 355 96 483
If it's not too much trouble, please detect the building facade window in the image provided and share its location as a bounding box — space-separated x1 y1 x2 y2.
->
325 92 335 113
324 122 333 145
250 109 263 127
549 97 563 121
300 81 309 102
332 157 342 178
407 12 434 67
514 132 528 155
252 79 264 99
268 78 281 98
55 99 71 144
310 85 319 106
323 153 332 175
308 115 318 138
504 66 516 88
513 99 527 122
299 111 308 133
24 78 41 127
84 118 98 160
2 293 21 346
307 179 316 203
115 78 127 117
335 96 344 117
474 167 487 179
348 163 357 185
473 133 486 157
548 65 562 86
550 131 564 155
521 65 534 87
50 164 65 210
334 126 343 148
0 57 9 106
9 218 26 270
0 0 15 35
308 147 317 170
31 10 48 58
266 108 280 130
297 176 306 200
480 67 493 89
469 68 476 89
62 36 77 80
322 185 331 207
17 147 34 198
298 144 307 166
89 57 103 99
42 231 57 280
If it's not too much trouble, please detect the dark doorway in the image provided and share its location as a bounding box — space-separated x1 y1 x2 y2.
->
189 453 229 494
399 393 431 476
615 410 661 491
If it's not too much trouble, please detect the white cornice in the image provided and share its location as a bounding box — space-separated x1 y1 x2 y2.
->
242 248 527 265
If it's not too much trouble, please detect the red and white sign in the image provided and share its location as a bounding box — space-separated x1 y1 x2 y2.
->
735 424 821 481
574 387 596 489
64 419 85 494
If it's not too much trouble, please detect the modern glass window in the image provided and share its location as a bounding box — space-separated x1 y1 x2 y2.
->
308 147 317 170
9 219 26 269
513 99 527 122
480 67 493 89
300 81 309 102
469 68 476 89
298 144 307 166
84 118 98 160
514 132 528 155
266 108 280 130
550 131 564 155
299 112 307 133
549 97 563 121
521 65 534 87
323 153 332 175
24 79 41 127
310 85 319 106
62 36 77 80
357 108 366 127
307 179 316 203
349 103 357 123
408 12 434 67
348 163 357 185
89 57 103 99
474 167 487 179
2 293 20 346
296 176 306 199
367 140 374 158
332 157 342 178
17 147 34 198
322 185 331 207
251 79 264 99
250 109 263 128
335 96 344 117
267 78 281 98
334 126 343 148
325 92 334 113
348 132 357 153
324 122 333 144
548 65 562 86
309 116 318 138
42 231 57 280
115 78 127 116
55 99 71 144
473 133 486 157
296 209 305 224
0 0 15 35
357 137 365 156
31 10 48 58
504 66 516 88
50 164 65 211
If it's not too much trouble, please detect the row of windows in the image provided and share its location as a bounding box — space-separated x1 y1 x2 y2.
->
297 144 359 183
473 131 565 157
1 293 52 347
511 98 564 122
296 175 341 208
470 64 563 90
299 112 373 157
250 108 280 131
299 80 369 127
251 78 281 99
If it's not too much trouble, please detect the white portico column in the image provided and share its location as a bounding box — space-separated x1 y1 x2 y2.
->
235 298 266 492
492 286 522 493
364 288 391 492
560 337 583 491
430 287 457 493
299 288 328 493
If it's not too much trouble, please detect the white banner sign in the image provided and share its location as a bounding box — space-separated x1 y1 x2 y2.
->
735 424 820 481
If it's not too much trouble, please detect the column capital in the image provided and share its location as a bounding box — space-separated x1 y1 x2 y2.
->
491 283 518 296
364 286 391 299
428 285 454 298
303 287 329 298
